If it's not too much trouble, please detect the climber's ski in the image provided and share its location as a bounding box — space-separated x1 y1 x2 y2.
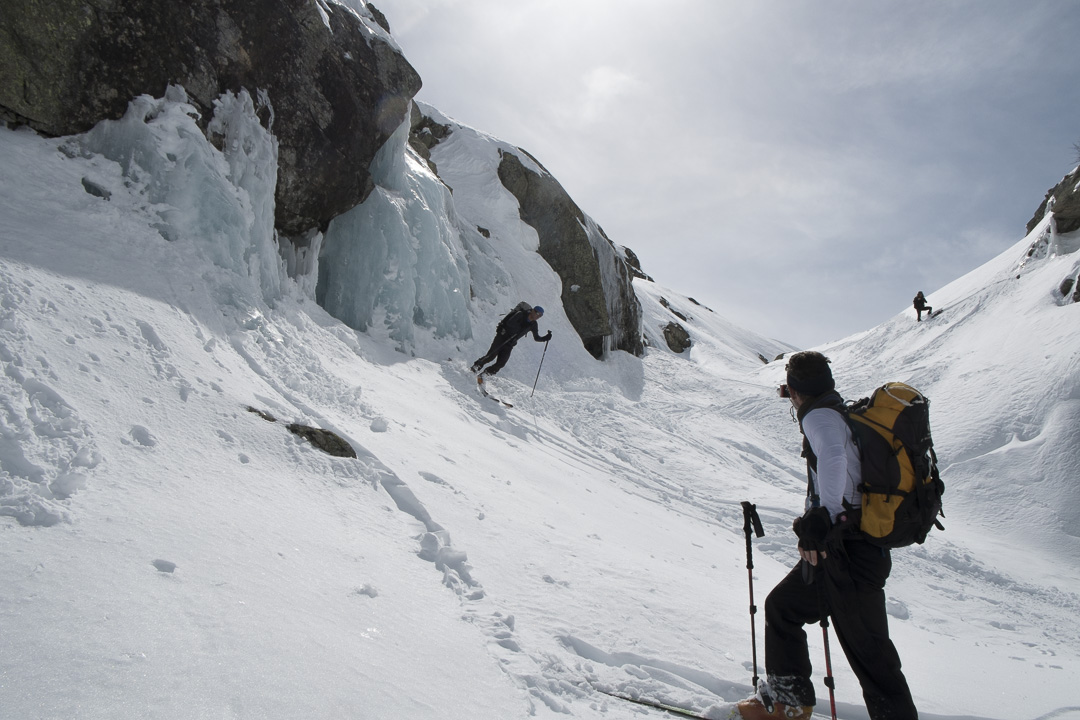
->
477 375 512 408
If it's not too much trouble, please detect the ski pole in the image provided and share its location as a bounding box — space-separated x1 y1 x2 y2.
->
530 339 549 397
815 565 838 720
741 501 766 694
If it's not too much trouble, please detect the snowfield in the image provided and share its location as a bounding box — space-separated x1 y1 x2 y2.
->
1 88 1078 720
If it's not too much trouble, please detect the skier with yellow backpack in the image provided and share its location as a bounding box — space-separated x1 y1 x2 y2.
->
735 351 943 720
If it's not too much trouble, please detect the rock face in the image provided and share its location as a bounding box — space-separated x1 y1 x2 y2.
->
1027 166 1080 235
3 0 645 359
622 246 653 282
408 103 451 174
0 0 421 237
497 150 643 358
662 322 692 354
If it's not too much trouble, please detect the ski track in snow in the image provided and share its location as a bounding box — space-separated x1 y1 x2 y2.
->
425 356 1080 718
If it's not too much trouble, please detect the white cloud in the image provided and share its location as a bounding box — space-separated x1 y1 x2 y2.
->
575 66 640 123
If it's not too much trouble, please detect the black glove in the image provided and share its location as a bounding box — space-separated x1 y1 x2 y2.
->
541 331 552 341
793 506 832 553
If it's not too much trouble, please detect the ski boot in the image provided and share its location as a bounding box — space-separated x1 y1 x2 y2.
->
734 681 812 720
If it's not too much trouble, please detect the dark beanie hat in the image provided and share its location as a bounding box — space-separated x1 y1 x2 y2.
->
786 352 835 397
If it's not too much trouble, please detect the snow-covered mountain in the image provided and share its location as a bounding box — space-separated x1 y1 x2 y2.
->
1 66 1079 720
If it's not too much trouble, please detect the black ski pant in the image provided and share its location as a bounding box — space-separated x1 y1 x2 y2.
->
473 335 515 375
763 538 918 720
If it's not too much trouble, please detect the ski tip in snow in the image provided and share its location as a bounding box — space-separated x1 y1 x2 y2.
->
476 374 512 407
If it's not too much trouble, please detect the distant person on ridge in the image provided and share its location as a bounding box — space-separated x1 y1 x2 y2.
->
913 291 933 321
735 351 918 720
471 302 551 376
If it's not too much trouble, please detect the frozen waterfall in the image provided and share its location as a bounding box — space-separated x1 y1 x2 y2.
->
317 114 472 350
75 86 284 303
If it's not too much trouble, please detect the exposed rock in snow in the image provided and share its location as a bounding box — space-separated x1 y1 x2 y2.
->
1027 166 1080 235
662 321 693 354
497 150 643 358
0 0 421 237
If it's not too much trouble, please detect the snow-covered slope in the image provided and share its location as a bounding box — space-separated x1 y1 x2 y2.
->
816 217 1080 577
1 92 1078 720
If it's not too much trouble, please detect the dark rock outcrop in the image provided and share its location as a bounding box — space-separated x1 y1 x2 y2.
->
245 405 354 456
408 103 451 174
623 246 653 281
0 0 421 236
246 406 277 423
497 150 643 359
287 423 357 458
662 322 692 354
1027 166 1080 235
659 297 688 321
1059 274 1080 304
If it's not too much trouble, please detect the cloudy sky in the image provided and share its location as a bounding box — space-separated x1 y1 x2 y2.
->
374 0 1078 348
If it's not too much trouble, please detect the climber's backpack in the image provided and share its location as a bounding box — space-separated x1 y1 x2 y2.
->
496 301 533 335
843 382 945 548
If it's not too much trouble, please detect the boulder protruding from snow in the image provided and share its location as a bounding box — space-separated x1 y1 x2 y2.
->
497 150 643 359
662 322 692 354
287 424 357 459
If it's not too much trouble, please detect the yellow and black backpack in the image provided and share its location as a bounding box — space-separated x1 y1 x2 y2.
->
844 382 945 548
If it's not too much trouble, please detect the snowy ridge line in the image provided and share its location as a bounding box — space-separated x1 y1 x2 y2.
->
1030 709 1080 720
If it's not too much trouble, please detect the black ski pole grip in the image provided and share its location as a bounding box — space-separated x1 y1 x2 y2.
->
742 501 765 538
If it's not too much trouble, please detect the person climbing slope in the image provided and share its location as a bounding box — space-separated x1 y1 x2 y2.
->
471 302 551 376
913 291 933 321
